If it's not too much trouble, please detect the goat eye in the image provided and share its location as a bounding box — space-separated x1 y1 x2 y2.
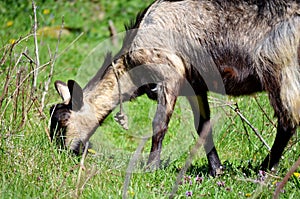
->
60 112 70 121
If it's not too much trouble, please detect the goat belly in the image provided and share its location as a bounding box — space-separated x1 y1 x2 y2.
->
220 65 264 96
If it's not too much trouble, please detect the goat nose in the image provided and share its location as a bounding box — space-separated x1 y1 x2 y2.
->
72 141 93 156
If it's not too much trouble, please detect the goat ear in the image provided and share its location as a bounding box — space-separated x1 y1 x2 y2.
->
67 80 84 111
55 80 71 103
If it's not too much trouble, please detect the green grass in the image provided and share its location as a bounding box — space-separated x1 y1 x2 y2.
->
1 0 300 198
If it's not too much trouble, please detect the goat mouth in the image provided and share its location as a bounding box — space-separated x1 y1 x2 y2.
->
70 138 86 155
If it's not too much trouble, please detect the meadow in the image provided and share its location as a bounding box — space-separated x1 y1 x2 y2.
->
1 0 300 198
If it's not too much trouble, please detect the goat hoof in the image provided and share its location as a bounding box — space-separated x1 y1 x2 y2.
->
145 159 161 171
209 166 223 177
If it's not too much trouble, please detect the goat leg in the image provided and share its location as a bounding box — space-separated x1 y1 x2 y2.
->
147 82 178 169
260 120 296 171
188 94 222 176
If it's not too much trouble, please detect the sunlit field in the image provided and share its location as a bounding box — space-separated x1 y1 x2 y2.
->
1 1 300 198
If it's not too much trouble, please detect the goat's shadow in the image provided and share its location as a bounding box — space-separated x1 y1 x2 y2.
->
87 141 264 177
169 159 260 177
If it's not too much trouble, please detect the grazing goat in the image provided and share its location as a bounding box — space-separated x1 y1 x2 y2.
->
50 0 300 176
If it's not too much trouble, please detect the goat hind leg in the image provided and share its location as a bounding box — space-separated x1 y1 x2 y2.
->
260 120 296 171
260 82 297 171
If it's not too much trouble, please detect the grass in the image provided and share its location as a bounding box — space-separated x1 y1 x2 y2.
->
1 0 300 198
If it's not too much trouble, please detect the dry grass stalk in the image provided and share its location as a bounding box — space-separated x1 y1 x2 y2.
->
41 16 65 111
170 122 211 198
273 156 300 199
210 97 271 151
31 0 40 94
75 142 89 199
108 20 118 46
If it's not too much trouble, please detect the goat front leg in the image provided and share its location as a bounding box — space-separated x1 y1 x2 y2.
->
188 94 222 176
147 82 178 169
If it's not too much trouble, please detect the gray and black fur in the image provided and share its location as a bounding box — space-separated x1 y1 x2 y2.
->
50 0 300 176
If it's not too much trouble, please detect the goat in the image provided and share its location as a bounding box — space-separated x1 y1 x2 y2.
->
50 0 300 176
